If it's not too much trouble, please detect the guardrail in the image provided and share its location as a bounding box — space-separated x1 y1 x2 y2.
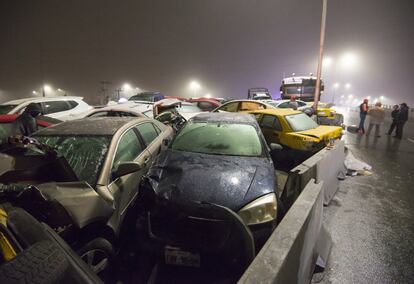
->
239 140 345 284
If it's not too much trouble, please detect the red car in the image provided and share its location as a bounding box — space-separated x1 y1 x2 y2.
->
184 98 221 112
0 114 61 143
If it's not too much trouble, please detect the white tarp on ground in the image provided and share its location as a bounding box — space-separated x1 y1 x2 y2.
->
344 150 372 172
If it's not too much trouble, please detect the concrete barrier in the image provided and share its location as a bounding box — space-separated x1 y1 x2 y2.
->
292 140 345 206
239 180 326 284
239 141 346 283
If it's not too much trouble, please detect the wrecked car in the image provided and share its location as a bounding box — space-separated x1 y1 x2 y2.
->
249 108 343 153
138 112 282 277
0 117 173 275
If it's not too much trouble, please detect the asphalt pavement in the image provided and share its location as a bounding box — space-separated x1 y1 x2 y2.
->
318 108 414 283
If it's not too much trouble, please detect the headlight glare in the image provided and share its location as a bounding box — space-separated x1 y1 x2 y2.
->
238 193 277 226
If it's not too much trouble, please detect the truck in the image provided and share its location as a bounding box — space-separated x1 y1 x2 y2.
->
247 88 272 100
279 76 324 102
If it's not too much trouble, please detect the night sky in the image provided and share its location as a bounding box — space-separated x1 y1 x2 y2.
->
0 0 413 105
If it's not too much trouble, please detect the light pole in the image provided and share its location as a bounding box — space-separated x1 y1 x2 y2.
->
333 83 339 103
313 0 328 112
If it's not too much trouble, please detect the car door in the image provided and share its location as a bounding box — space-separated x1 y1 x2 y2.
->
107 127 151 225
258 114 283 145
135 122 164 161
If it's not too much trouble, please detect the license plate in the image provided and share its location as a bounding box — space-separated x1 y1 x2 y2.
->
164 246 200 267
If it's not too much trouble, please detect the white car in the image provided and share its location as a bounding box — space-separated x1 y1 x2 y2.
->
83 103 151 118
0 96 93 121
262 99 310 111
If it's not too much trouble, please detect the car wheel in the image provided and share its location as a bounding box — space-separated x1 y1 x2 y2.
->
78 238 114 275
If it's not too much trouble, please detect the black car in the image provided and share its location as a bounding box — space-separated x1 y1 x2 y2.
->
140 113 281 259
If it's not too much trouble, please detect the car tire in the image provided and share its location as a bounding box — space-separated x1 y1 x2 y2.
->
77 237 115 276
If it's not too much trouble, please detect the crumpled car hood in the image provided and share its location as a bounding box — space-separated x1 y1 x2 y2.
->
147 150 276 211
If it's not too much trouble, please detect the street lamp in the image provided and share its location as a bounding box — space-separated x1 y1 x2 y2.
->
122 83 132 90
205 93 212 98
332 83 339 103
345 83 351 89
32 90 37 95
189 80 201 97
348 94 353 99
43 84 51 97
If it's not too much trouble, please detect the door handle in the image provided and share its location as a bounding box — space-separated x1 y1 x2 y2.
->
144 157 151 165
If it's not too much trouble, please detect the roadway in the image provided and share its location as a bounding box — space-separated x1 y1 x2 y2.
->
317 107 414 283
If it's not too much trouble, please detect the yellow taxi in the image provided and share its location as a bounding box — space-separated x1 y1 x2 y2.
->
248 109 343 152
314 102 344 126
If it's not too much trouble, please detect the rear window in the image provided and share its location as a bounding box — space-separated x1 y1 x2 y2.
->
0 105 18 114
68 101 79 109
285 113 318 132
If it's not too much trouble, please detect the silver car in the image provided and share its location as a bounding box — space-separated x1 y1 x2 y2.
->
0 117 173 274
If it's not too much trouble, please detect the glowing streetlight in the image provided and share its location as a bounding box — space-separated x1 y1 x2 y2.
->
323 56 332 67
341 52 358 68
333 83 340 88
367 96 371 99
205 93 212 98
122 83 132 90
348 94 353 99
32 90 37 95
43 85 51 92
345 83 351 89
380 95 385 100
189 80 201 91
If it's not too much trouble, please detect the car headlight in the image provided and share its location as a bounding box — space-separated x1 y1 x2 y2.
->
238 193 277 226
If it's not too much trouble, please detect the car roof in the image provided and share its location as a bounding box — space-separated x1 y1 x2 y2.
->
35 117 150 136
248 108 302 116
190 112 257 124
3 96 84 105
88 104 146 115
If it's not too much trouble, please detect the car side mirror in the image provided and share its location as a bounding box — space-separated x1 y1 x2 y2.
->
112 161 142 180
269 143 283 152
162 138 171 146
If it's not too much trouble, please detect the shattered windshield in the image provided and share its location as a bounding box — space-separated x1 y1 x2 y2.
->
0 105 17 114
172 122 262 157
285 113 318 132
35 135 111 186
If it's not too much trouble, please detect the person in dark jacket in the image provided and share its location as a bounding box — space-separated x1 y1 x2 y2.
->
358 98 369 134
395 103 409 139
387 104 399 135
13 103 42 136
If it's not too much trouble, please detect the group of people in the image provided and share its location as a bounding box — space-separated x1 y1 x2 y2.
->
358 99 409 139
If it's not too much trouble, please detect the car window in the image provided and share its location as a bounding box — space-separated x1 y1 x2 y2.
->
112 129 144 171
36 135 111 187
88 111 110 117
68 101 79 109
285 113 318 131
16 103 43 114
136 122 159 146
240 102 265 111
298 101 307 107
0 123 14 144
219 102 239 112
119 111 137 117
0 105 18 114
260 115 282 131
197 101 216 111
43 101 71 114
278 102 289 108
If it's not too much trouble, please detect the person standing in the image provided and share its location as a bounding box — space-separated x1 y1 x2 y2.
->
387 104 399 135
367 102 385 137
358 98 369 134
395 103 409 139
